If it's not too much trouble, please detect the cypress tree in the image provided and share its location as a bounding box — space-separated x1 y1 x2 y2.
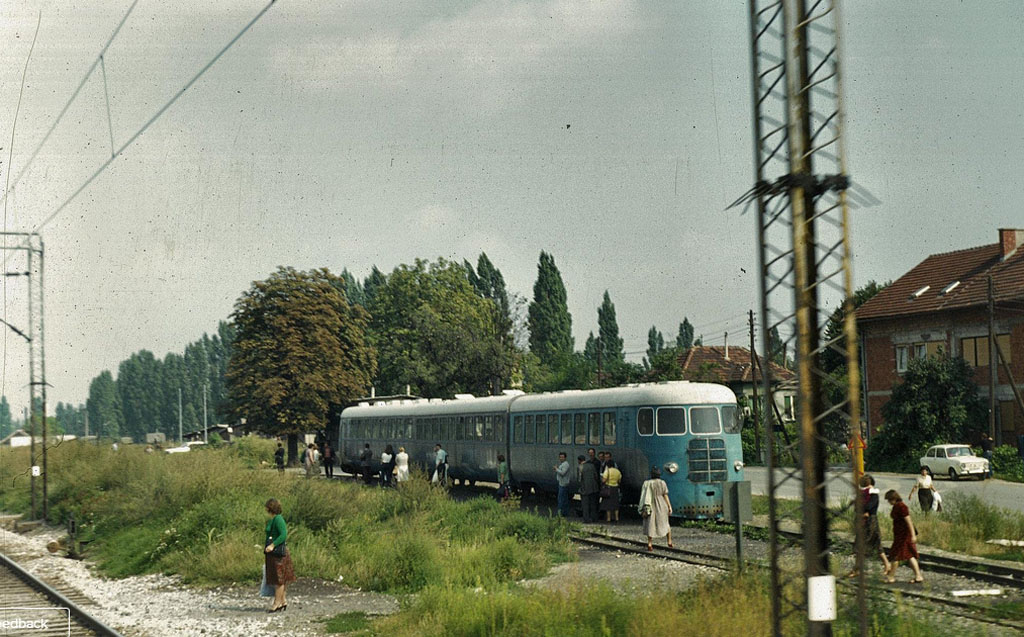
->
597 291 624 363
527 251 574 365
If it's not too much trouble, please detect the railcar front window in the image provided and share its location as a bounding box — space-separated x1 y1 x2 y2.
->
721 406 741 434
603 412 616 445
656 408 686 435
637 408 654 436
690 407 720 434
561 414 573 444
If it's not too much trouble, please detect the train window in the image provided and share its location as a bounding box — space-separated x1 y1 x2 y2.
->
588 413 600 445
656 408 686 435
574 413 586 444
548 415 560 444
560 414 572 444
483 415 493 441
406 417 414 439
637 408 654 436
495 414 505 442
525 415 535 444
513 416 523 443
690 407 721 434
603 412 616 445
475 415 485 440
456 416 465 441
721 406 741 434
536 414 547 444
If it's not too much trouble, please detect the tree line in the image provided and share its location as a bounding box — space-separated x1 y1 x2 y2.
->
78 252 709 448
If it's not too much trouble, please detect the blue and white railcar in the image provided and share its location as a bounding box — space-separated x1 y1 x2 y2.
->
338 381 745 519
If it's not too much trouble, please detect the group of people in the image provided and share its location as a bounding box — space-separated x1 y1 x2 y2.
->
273 441 337 478
553 448 624 524
854 473 925 584
359 442 447 487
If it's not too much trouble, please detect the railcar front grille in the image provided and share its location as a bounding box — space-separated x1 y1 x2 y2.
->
688 438 727 483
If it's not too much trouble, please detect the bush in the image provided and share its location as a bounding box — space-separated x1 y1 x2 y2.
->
991 445 1024 482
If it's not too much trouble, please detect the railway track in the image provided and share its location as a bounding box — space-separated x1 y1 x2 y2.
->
0 551 123 637
572 528 1024 633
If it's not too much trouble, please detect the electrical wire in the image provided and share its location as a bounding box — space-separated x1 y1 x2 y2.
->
4 0 279 260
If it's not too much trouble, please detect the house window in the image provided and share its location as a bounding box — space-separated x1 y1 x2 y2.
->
896 346 909 373
962 335 1011 367
913 344 927 360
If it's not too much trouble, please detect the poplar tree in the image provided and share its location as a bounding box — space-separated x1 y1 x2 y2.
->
597 290 624 363
676 318 694 350
87 371 122 439
528 251 573 365
644 326 665 369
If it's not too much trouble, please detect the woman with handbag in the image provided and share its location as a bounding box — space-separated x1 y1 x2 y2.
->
263 498 296 612
600 460 621 522
639 467 672 551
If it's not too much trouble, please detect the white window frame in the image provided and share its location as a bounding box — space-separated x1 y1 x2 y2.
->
655 407 687 436
688 406 722 435
896 346 909 373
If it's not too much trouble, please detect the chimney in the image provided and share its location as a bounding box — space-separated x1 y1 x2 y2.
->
999 228 1024 260
724 332 729 360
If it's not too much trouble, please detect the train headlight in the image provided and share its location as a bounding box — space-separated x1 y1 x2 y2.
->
664 462 679 474
734 460 745 472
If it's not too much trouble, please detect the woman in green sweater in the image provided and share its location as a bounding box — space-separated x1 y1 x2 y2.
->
264 498 296 612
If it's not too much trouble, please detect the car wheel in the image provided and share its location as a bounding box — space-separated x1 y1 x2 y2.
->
948 467 958 481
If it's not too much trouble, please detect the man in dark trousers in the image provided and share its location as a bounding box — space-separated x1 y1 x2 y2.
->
359 443 374 484
981 433 994 479
578 454 601 523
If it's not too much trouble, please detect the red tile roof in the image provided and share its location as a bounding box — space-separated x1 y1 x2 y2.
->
857 241 1024 322
678 346 795 384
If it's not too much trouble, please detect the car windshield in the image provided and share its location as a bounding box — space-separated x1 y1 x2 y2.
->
946 446 972 457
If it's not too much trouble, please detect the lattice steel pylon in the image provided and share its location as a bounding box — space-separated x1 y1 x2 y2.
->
741 1 866 635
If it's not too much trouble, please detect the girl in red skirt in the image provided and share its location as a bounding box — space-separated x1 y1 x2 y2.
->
883 490 923 583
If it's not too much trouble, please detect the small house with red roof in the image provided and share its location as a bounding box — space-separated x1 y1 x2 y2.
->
678 345 797 421
857 229 1024 445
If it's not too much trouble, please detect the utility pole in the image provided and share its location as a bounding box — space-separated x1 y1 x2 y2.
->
178 388 183 443
203 382 208 444
988 276 998 444
84 410 89 437
749 310 761 462
27 406 35 520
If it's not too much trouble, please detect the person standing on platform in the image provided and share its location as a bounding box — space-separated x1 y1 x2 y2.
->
322 442 335 479
848 473 890 578
395 446 410 483
600 459 621 523
303 443 319 478
554 452 571 517
433 443 448 486
496 454 510 501
359 443 373 484
639 467 672 551
884 490 924 583
578 454 600 523
380 444 395 487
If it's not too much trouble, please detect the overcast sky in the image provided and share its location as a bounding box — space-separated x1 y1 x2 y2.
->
0 0 1022 412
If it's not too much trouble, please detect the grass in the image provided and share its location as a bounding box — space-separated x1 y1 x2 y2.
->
0 441 573 591
325 611 372 634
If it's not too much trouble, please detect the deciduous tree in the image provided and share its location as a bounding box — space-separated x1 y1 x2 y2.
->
227 267 376 462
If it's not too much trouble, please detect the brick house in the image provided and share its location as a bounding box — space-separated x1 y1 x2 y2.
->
678 345 797 421
857 229 1024 446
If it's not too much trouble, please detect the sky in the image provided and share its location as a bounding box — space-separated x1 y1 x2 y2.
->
0 0 1022 413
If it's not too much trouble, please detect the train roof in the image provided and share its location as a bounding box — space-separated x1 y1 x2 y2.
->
340 381 735 418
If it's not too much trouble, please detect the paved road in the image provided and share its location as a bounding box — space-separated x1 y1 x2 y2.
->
744 466 1024 514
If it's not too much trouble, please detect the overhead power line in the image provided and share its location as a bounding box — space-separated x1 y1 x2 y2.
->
4 0 278 258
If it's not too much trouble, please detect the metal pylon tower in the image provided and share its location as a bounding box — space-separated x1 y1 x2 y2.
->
2 232 47 520
742 1 866 635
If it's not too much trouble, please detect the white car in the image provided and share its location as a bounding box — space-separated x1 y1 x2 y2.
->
164 445 190 454
920 444 989 481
